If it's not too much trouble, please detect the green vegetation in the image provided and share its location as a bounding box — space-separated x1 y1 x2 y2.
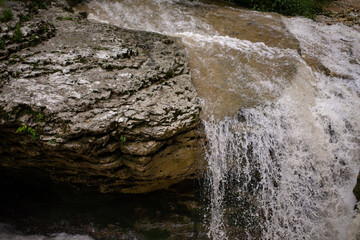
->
13 23 23 43
36 112 44 122
16 124 39 140
29 0 48 10
56 16 74 21
40 25 49 34
143 228 170 240
1 8 13 22
120 135 127 143
19 13 31 22
0 39 5 49
229 0 332 17
0 0 5 7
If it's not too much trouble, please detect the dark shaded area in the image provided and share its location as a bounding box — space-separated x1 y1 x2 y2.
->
354 173 360 202
227 0 333 17
0 169 208 239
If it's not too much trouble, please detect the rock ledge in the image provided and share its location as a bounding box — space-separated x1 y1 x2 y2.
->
0 1 203 193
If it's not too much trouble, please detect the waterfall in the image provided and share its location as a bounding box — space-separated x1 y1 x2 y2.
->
76 1 360 239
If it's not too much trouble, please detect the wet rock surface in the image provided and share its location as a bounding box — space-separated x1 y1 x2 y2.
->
315 0 360 27
0 1 203 193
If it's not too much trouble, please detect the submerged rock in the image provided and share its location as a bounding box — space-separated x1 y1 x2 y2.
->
0 1 203 193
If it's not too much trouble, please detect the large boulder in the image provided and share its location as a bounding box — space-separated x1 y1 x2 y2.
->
0 2 203 193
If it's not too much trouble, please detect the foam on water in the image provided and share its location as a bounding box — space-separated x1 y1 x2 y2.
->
83 0 215 35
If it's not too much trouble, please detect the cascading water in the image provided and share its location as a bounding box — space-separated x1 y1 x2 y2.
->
76 0 360 239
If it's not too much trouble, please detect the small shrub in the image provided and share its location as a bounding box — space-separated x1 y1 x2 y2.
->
1 8 13 22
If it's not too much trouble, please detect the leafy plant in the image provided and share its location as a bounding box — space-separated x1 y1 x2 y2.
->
120 135 127 143
1 8 13 22
36 112 44 122
16 124 39 140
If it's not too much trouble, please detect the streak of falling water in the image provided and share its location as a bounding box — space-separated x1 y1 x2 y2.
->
75 1 360 239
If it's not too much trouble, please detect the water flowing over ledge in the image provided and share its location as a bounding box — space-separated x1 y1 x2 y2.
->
0 0 358 239
75 0 360 238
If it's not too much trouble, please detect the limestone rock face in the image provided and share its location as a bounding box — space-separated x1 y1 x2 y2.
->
0 2 203 193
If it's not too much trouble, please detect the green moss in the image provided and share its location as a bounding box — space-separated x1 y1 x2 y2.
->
143 228 170 240
1 8 13 22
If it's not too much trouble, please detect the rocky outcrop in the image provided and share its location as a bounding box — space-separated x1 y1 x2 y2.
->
0 1 203 193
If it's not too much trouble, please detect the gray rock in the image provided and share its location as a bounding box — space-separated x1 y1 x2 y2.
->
0 2 204 193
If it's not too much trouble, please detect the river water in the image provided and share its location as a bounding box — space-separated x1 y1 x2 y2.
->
73 0 360 239
5 0 359 239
